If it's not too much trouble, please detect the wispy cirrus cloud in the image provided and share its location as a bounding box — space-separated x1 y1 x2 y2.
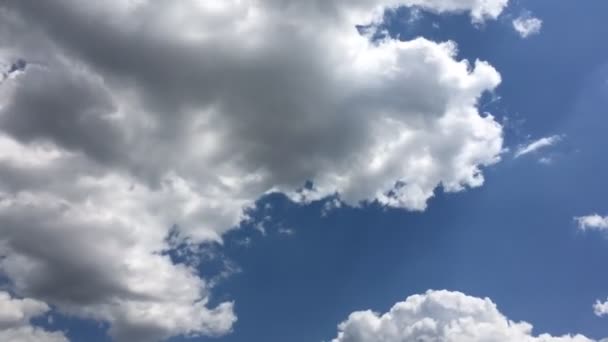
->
515 135 563 158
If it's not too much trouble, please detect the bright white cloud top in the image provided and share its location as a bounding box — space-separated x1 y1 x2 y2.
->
0 0 510 340
515 135 562 158
513 14 543 38
332 290 602 342
575 214 608 231
0 291 68 342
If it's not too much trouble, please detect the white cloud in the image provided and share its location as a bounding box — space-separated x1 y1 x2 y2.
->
539 157 554 165
0 0 509 339
404 0 509 23
0 291 68 342
515 135 562 158
595 298 608 317
0 180 237 342
332 290 601 342
577 216 608 319
575 214 608 231
322 198 344 217
513 14 543 38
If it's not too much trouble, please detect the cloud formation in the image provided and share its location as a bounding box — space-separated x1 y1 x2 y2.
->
0 291 67 342
515 135 562 158
332 290 602 342
513 13 543 38
595 298 608 317
575 214 608 231
0 0 509 340
576 214 608 319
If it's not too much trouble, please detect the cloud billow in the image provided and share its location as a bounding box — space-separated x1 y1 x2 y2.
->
0 291 68 341
332 290 604 342
0 0 508 340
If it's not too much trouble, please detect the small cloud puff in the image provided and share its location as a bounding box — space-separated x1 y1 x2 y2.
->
594 298 608 317
575 214 608 231
513 13 543 38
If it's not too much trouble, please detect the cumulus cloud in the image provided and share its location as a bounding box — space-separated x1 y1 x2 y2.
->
513 13 543 38
578 216 608 319
0 0 509 340
0 291 68 342
515 135 562 158
575 214 608 231
595 298 608 317
332 290 601 342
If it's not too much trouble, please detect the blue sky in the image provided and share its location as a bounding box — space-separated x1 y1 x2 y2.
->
1 1 608 341
202 2 608 341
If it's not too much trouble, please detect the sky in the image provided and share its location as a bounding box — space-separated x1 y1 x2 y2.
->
0 1 608 341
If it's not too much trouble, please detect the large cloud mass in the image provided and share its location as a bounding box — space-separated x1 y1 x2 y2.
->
0 0 507 340
332 290 602 342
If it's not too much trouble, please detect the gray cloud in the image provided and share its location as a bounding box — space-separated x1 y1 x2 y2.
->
0 291 68 342
0 0 509 340
0 62 125 165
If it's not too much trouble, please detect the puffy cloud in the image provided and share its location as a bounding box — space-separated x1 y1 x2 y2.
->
513 14 543 38
0 291 68 342
577 216 608 319
332 290 600 342
575 214 608 231
515 135 562 158
595 298 608 317
0 0 508 340
0 165 236 341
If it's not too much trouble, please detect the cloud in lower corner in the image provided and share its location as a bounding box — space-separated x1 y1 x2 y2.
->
0 291 68 342
331 290 604 342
